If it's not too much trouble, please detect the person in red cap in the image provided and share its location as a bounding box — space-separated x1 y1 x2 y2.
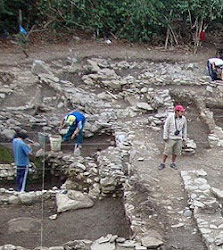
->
158 105 187 170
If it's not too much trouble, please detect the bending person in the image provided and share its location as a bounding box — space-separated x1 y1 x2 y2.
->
59 111 86 151
207 58 223 81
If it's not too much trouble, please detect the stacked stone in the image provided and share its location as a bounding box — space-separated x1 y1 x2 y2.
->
181 170 223 249
97 145 127 196
0 188 57 205
0 164 15 180
0 234 155 250
47 152 100 193
0 71 16 105
81 58 207 91
46 143 129 198
0 163 39 183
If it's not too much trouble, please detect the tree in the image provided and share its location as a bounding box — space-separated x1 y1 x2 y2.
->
0 0 222 46
178 0 223 52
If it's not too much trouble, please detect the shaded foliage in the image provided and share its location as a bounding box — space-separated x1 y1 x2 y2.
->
0 0 222 44
0 144 13 164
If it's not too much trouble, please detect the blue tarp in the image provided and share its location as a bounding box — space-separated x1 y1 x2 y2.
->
19 25 27 35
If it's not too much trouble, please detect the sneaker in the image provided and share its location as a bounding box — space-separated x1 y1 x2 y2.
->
170 163 178 170
158 163 166 170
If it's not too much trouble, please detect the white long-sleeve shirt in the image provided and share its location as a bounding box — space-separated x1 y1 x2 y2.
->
163 113 187 140
208 58 223 66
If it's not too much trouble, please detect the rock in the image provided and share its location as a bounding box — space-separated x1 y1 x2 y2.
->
48 247 64 250
212 187 223 200
49 214 57 220
183 208 192 217
91 241 115 250
18 192 36 204
141 234 164 248
8 195 19 204
56 190 94 213
171 223 185 228
1 128 15 140
64 239 92 250
32 60 52 76
1 245 17 250
136 102 153 111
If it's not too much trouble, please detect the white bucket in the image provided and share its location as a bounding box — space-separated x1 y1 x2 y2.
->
49 135 62 151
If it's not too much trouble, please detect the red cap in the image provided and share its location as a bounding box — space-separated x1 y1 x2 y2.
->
174 105 185 112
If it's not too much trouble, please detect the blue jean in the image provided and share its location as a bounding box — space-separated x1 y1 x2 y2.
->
16 166 28 192
62 121 85 146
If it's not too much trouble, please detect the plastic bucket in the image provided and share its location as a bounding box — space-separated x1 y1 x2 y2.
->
49 135 62 151
38 132 49 148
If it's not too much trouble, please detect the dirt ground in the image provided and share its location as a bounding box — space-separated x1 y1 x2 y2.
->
0 197 130 248
0 36 215 67
0 37 222 249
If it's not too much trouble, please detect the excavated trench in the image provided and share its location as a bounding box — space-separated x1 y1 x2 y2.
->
0 197 131 248
0 130 132 248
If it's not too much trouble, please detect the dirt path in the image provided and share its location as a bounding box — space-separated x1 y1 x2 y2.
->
126 104 223 250
0 39 215 67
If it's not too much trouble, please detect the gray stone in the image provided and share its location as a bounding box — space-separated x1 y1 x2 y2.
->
91 241 115 250
18 192 36 204
183 208 192 217
136 102 153 111
56 190 94 213
141 234 163 248
8 195 19 204
32 60 52 75
48 247 64 250
1 245 17 250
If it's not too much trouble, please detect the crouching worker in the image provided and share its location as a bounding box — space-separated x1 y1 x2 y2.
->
12 132 32 192
207 58 223 81
59 111 86 151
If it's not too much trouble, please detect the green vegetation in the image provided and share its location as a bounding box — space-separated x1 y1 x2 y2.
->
0 144 13 164
0 0 222 45
0 144 42 171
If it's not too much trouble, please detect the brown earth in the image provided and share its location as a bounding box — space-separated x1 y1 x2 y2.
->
0 36 222 249
0 197 130 248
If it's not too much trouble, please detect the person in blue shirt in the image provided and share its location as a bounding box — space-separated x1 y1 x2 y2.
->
59 111 86 151
12 132 32 192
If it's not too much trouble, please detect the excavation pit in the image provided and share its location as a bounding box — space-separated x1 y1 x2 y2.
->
26 130 115 157
0 196 131 248
0 131 130 249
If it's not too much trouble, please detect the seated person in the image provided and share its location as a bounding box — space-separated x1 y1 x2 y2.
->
207 58 223 80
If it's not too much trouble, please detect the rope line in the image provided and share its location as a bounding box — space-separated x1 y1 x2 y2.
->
0 141 211 146
40 139 46 248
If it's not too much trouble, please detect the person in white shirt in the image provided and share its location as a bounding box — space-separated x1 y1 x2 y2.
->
158 105 187 170
207 58 223 80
